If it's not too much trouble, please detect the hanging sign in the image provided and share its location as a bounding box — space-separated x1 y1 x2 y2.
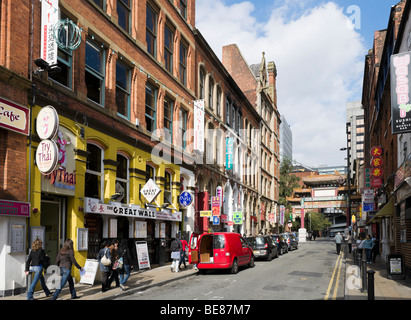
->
226 137 234 170
36 140 59 175
36 106 59 140
179 191 193 206
391 51 411 134
0 97 30 136
41 0 59 65
140 178 161 203
193 100 205 153
233 211 243 224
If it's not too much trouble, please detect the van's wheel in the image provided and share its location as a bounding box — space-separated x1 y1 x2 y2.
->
231 259 239 274
249 256 255 268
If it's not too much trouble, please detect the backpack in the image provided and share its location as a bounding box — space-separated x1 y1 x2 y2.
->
171 239 182 252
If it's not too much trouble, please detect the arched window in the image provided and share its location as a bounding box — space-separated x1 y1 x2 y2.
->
164 171 173 205
199 66 206 99
208 76 214 110
116 154 129 204
85 143 104 200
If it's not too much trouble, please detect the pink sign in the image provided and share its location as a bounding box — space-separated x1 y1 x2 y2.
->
0 200 30 217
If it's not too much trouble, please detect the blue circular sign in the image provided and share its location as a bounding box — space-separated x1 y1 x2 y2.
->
179 191 193 206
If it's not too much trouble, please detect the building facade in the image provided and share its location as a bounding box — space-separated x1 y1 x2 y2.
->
280 114 292 164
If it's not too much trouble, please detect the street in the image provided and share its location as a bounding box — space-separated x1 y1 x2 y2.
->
116 239 345 300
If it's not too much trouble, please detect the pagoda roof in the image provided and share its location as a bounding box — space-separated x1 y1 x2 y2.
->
302 173 346 186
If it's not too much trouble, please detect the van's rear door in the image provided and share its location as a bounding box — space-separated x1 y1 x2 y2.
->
188 233 199 264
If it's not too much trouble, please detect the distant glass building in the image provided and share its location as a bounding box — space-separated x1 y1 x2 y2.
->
346 101 365 173
280 115 292 163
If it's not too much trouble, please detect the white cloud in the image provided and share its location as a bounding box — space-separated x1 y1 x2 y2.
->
196 0 366 167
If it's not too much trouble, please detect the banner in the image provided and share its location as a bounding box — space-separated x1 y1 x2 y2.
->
391 51 411 134
193 100 205 153
41 0 59 65
226 137 233 170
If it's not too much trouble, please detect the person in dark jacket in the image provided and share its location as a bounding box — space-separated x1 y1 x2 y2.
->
107 239 120 288
118 239 133 290
97 240 111 292
25 238 52 300
51 239 83 300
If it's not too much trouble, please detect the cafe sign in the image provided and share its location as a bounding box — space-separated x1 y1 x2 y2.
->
0 97 30 136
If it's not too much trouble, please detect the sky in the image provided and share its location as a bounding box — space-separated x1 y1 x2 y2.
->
196 0 401 168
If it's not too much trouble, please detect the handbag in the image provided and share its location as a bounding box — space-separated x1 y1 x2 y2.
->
113 257 123 270
101 248 112 266
171 251 180 260
42 255 51 271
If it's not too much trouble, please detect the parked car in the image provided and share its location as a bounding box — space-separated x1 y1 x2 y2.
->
246 235 278 261
188 232 255 274
270 234 288 255
281 233 298 251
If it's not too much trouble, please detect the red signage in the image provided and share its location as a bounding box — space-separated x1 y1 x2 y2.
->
371 146 382 157
371 178 383 188
370 146 383 188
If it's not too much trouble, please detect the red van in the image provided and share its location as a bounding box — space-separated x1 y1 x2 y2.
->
188 232 255 274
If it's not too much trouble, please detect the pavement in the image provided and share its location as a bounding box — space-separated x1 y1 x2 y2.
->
2 243 411 301
344 249 411 300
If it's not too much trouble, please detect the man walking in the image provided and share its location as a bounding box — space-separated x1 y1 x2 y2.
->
335 232 343 255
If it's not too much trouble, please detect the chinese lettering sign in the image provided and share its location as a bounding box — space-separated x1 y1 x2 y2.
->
41 0 59 66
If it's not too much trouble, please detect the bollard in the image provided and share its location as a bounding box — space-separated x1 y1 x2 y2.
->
361 257 367 292
367 270 376 300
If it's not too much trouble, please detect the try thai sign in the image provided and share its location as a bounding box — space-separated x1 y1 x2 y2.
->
391 51 411 134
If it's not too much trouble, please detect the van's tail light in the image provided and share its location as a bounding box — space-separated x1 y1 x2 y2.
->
225 252 230 257
264 243 268 248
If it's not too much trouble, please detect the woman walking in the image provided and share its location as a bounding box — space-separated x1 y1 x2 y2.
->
25 238 52 300
97 240 111 292
51 239 83 300
118 239 133 290
363 234 375 264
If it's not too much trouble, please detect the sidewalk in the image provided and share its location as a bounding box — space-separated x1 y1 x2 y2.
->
1 263 197 301
345 251 411 300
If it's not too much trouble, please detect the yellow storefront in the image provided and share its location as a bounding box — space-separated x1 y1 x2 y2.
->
29 105 181 282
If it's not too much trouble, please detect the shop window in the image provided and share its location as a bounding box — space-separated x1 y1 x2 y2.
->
85 143 104 200
117 0 131 33
164 23 174 74
116 60 130 119
179 41 187 86
179 108 187 150
145 83 157 132
116 154 129 204
146 3 157 58
49 13 72 88
164 97 173 142
85 38 105 105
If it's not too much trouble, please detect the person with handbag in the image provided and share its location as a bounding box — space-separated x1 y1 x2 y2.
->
25 238 52 300
118 239 133 290
170 235 182 273
51 239 83 300
107 239 120 289
97 240 111 292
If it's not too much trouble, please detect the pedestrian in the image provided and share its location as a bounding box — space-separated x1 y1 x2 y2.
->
170 235 182 272
179 236 188 269
118 239 133 290
345 231 352 254
51 239 83 300
107 239 120 288
97 240 111 292
363 234 374 263
334 232 342 254
25 238 52 300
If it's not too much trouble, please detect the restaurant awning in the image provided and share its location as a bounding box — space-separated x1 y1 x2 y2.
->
368 199 394 224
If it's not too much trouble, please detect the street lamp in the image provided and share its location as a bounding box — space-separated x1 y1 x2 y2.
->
340 145 351 228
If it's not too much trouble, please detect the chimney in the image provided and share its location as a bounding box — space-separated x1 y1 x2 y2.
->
267 61 277 107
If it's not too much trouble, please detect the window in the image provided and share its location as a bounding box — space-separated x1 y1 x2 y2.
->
116 154 129 204
216 87 221 117
179 108 187 150
179 0 187 20
117 0 131 32
199 68 205 99
85 144 104 200
92 0 104 9
164 97 173 142
179 41 187 86
208 77 214 110
85 39 105 105
146 4 157 57
164 171 172 204
164 24 174 73
116 60 130 119
146 164 155 182
145 83 157 132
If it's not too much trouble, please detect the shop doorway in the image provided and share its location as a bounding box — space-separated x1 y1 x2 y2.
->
40 196 66 265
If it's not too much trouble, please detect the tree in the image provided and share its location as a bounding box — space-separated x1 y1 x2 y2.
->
304 211 332 233
279 158 300 213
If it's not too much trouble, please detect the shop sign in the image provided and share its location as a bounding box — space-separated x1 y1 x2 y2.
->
220 214 228 223
36 139 59 175
364 167 371 188
0 200 30 218
226 137 233 170
0 97 30 136
391 51 411 134
140 179 161 203
268 213 275 222
212 216 220 225
179 191 192 206
233 211 243 224
200 210 212 217
211 196 220 216
193 100 205 153
216 186 223 206
36 106 59 140
41 0 58 65
135 241 150 270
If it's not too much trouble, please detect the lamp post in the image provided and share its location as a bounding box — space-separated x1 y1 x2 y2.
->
341 144 351 228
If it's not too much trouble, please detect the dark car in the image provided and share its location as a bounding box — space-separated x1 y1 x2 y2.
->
282 233 298 251
270 234 288 255
246 235 278 261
